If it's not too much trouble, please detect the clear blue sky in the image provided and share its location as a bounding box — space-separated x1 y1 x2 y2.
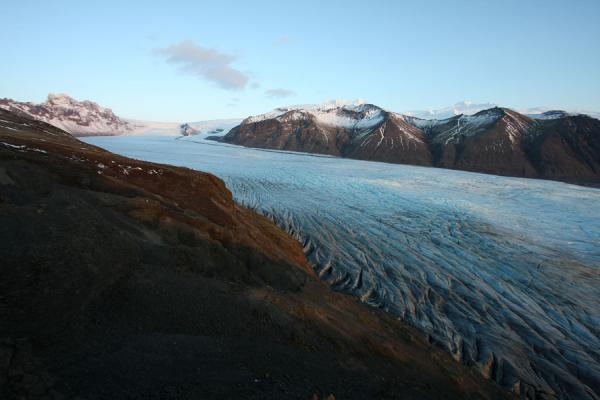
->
1 0 599 121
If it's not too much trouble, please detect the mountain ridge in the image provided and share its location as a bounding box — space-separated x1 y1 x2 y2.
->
404 101 600 120
214 103 600 184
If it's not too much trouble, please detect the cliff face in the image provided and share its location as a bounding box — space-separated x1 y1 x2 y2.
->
0 109 507 399
218 105 600 184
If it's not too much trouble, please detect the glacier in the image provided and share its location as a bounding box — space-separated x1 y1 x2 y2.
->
83 135 600 400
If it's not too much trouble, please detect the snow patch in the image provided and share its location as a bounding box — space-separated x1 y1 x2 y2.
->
245 102 385 130
0 141 26 149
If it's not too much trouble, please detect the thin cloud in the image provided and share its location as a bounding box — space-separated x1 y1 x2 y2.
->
265 88 295 99
155 40 248 90
273 35 293 47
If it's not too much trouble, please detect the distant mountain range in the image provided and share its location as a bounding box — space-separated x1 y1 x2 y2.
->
404 101 498 119
0 94 241 137
214 103 600 184
405 100 600 120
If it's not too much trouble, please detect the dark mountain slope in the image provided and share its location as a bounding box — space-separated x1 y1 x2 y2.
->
0 109 507 400
523 114 600 181
227 109 344 156
416 108 539 177
344 113 432 166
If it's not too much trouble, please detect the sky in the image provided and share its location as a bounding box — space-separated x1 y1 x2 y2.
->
1 0 599 121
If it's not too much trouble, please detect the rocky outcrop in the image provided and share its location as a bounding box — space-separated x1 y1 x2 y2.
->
0 93 134 136
180 122 198 136
0 109 507 399
217 104 600 184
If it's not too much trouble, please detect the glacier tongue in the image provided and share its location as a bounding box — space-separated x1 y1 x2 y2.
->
83 135 600 400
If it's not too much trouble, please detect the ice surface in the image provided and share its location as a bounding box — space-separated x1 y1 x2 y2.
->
125 118 242 137
83 135 600 399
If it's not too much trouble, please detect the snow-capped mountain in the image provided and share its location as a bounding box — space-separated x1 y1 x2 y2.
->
404 101 600 121
245 102 384 128
519 106 600 120
0 94 241 137
405 107 535 145
0 94 137 136
219 102 434 166
216 103 600 183
523 110 572 120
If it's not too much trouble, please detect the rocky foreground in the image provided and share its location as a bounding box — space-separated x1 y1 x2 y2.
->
0 108 508 399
